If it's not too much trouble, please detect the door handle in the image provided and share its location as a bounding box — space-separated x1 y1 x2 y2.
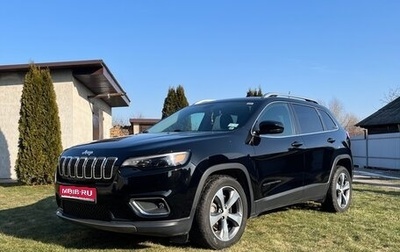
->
327 138 336 143
291 141 303 148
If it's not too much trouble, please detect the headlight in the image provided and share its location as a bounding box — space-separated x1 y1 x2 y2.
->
121 151 190 168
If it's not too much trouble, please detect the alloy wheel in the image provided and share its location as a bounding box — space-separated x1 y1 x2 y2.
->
209 186 244 241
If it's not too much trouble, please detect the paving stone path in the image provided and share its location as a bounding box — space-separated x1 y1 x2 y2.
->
354 167 400 190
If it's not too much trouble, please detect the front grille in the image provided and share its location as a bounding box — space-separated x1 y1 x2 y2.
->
58 156 118 181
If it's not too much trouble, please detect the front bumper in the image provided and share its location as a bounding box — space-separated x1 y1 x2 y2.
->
56 208 192 237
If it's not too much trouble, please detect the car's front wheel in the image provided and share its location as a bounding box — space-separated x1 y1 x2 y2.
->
191 175 248 250
323 165 352 212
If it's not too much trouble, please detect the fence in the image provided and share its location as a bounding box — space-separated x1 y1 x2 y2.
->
351 132 400 171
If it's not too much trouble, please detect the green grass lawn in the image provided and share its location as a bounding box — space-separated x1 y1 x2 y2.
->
0 182 399 252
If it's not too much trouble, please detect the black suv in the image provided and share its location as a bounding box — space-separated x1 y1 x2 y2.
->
55 93 353 250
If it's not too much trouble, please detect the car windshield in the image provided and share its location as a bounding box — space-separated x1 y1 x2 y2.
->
146 100 262 133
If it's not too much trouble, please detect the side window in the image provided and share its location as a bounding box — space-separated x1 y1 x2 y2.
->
292 104 323 134
318 109 338 131
258 103 294 136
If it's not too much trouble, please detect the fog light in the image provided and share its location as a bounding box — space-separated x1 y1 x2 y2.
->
129 198 170 218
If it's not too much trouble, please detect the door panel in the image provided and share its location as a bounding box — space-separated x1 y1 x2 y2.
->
291 104 336 187
251 103 305 199
253 136 305 197
303 132 336 185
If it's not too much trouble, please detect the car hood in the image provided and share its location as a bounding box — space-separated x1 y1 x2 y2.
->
62 131 235 157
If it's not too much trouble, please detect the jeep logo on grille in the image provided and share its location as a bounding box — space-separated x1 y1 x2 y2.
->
82 150 94 156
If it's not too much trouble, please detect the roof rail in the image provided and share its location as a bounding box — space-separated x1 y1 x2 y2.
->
193 99 215 105
264 92 318 104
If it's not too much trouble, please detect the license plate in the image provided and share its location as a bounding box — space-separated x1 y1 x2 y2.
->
59 185 97 203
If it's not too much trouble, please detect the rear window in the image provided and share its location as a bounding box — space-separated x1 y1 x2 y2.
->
292 104 323 134
318 109 338 131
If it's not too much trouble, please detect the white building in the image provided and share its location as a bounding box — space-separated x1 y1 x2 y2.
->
0 60 130 179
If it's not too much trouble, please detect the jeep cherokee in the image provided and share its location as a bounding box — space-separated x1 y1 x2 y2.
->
55 93 353 250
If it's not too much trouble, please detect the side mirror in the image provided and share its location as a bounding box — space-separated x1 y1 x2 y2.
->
257 120 284 135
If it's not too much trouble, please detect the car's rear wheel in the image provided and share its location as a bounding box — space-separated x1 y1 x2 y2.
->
191 175 248 250
323 165 352 212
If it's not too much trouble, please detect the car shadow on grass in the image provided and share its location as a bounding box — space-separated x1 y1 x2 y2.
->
0 196 189 250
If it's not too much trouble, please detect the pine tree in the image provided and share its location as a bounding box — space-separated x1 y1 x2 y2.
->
162 87 177 119
246 87 263 97
246 88 255 97
15 65 62 185
175 85 189 110
161 85 189 119
257 87 263 96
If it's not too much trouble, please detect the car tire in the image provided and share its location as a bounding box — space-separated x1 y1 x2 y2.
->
190 175 248 250
323 165 352 212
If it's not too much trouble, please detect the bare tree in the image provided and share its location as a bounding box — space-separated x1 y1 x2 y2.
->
112 112 140 126
381 86 400 104
342 112 364 137
328 98 345 125
326 98 364 136
112 116 129 126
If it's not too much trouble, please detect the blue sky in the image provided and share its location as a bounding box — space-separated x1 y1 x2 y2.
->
1 1 399 122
